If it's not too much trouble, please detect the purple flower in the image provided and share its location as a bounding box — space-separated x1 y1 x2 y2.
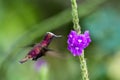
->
34 59 47 71
67 30 91 56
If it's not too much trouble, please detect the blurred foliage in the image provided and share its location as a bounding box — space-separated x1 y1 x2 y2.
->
0 0 120 80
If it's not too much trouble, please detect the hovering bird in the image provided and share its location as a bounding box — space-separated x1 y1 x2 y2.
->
19 32 61 63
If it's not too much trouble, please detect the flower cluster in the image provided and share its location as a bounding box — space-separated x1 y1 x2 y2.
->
67 30 91 56
34 59 47 71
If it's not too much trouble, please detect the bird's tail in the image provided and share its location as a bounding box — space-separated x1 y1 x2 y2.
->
19 56 29 64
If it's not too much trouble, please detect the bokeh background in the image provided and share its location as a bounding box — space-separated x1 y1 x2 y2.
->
0 0 120 80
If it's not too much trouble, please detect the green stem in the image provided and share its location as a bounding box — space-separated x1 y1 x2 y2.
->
79 51 89 80
71 0 89 80
71 0 81 34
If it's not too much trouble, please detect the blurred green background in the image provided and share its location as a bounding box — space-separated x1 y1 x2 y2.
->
0 0 120 80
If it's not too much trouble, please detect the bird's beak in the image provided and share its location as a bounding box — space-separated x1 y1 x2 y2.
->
46 32 62 38
54 35 62 38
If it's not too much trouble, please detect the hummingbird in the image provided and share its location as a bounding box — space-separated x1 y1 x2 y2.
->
19 32 61 63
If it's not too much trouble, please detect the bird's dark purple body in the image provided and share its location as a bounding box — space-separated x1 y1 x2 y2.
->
20 32 61 63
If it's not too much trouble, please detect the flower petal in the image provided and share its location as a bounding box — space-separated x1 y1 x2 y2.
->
67 30 91 56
